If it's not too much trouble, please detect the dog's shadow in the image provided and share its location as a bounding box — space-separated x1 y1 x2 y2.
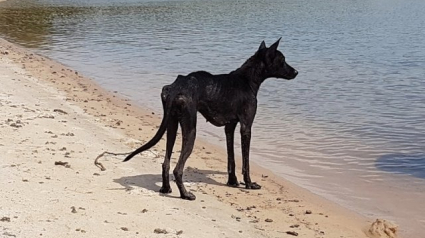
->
113 167 228 198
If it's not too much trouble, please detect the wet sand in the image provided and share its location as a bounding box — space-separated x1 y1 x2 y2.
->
0 38 398 237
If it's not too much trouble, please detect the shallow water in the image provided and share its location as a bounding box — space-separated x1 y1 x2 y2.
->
1 0 425 235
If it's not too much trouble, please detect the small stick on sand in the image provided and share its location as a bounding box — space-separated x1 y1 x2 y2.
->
94 151 131 171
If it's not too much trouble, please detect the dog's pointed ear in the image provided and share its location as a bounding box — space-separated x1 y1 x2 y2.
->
258 41 266 51
269 37 281 52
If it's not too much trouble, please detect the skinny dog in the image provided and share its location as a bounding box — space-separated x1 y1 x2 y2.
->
124 38 298 200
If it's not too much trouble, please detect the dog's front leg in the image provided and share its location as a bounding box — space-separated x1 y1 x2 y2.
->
225 123 239 187
240 123 261 190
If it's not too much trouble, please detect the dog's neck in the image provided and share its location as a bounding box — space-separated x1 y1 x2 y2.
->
232 56 268 96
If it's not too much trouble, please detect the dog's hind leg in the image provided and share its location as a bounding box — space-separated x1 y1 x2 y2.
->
160 116 178 194
173 101 197 200
225 123 239 187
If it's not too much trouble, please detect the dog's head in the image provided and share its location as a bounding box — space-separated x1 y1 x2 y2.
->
256 38 298 80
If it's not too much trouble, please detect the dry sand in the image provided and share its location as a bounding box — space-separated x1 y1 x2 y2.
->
0 38 397 238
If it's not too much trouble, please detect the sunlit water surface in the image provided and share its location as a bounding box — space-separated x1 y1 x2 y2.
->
1 0 424 235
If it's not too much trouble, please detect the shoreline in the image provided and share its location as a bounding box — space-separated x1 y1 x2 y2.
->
0 37 396 237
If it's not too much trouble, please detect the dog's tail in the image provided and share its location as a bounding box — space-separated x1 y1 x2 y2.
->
123 86 174 162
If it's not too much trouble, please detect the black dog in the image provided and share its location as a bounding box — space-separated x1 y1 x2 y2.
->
124 38 298 200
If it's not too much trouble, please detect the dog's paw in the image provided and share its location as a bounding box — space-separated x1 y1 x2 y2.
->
245 182 261 190
226 180 240 187
181 192 196 201
159 186 172 194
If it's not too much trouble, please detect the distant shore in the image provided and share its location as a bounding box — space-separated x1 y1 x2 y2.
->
0 37 399 237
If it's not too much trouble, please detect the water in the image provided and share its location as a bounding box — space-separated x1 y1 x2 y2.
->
1 0 425 235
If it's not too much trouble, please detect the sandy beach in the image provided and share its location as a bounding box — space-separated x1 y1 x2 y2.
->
0 37 398 238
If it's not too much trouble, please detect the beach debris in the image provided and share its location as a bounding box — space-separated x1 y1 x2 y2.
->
231 215 241 221
38 114 55 119
254 226 265 231
55 161 70 168
368 219 398 238
120 227 129 231
305 210 312 215
176 230 183 235
289 224 300 228
286 231 299 236
265 218 273 223
141 209 148 213
53 109 68 115
6 119 24 128
154 228 168 234
94 151 132 171
9 122 22 128
2 232 16 237
71 206 77 213
1 217 11 222
285 199 300 203
75 228 86 233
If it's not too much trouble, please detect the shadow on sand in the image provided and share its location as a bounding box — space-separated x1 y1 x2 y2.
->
375 153 425 179
113 167 228 198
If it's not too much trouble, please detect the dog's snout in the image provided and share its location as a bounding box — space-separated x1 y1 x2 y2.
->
293 70 298 76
